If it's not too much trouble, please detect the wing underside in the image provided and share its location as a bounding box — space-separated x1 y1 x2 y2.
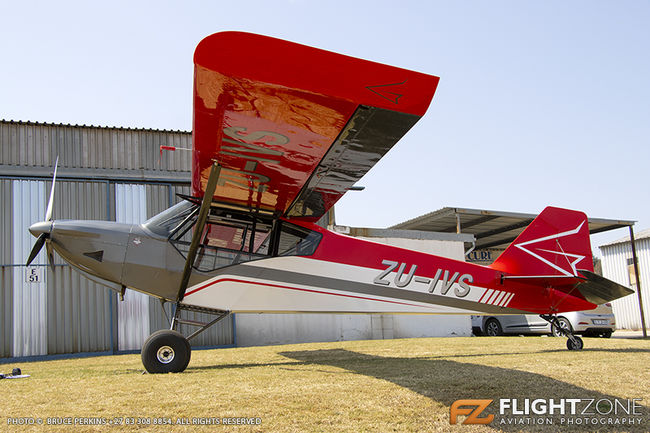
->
192 31 439 221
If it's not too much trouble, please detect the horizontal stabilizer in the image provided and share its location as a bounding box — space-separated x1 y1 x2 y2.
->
575 269 635 305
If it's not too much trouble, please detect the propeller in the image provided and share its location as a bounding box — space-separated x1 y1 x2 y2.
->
26 157 58 267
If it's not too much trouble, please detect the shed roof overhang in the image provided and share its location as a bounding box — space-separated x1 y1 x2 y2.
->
390 207 635 250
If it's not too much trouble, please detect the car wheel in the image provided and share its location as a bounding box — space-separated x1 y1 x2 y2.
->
485 318 503 337
551 317 572 337
601 331 612 338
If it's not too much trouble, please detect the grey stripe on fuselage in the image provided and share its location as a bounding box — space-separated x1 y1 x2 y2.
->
204 261 526 314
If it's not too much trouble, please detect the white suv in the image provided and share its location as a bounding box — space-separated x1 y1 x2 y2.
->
471 303 616 338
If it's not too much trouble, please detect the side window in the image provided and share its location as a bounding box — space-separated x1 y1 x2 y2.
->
277 222 321 256
170 210 272 272
167 209 320 272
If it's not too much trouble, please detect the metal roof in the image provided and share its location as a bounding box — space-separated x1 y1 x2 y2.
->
1 120 191 184
390 207 635 250
600 227 650 248
1 118 191 134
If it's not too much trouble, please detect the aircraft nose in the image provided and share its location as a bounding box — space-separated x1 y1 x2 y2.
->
29 221 53 237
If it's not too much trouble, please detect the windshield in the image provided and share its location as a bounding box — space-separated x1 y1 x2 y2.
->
143 201 196 237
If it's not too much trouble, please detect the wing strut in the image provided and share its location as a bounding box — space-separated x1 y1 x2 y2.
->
176 162 221 302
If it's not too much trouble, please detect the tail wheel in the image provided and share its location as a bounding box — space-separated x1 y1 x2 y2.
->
567 336 584 350
141 330 191 373
551 317 572 337
485 318 503 337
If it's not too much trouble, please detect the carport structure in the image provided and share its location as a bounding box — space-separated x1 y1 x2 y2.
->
391 207 634 250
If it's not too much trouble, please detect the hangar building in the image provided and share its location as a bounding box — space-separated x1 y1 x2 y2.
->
600 230 650 332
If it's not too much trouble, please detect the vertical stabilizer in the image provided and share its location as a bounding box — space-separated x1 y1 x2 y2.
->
490 207 594 277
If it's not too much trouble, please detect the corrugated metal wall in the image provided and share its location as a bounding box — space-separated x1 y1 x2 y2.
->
0 120 234 359
600 237 650 330
12 180 47 357
0 267 12 357
0 121 191 175
47 266 113 354
0 180 13 357
7 179 116 357
115 184 150 351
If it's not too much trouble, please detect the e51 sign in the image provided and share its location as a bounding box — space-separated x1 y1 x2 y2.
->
25 266 43 283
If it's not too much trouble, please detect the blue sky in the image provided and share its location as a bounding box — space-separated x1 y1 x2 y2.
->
2 0 648 251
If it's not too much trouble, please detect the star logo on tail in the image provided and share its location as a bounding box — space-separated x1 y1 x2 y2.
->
514 221 587 277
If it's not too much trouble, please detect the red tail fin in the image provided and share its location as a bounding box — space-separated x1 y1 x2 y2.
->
490 206 594 277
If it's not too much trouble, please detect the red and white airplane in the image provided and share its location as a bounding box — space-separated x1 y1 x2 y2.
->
27 32 633 373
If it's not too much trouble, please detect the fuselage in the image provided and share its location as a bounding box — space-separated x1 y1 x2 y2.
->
34 202 597 316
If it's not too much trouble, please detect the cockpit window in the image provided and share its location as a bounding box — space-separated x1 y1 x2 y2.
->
143 201 196 237
164 204 322 272
169 206 273 272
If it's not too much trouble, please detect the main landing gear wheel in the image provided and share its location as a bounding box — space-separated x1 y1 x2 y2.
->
566 336 584 351
141 330 191 373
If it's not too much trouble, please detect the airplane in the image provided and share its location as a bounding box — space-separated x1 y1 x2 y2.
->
26 31 633 373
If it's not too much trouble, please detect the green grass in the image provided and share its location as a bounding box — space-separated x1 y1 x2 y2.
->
2 336 649 432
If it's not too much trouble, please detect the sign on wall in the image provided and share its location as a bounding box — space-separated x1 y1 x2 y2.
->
466 249 505 266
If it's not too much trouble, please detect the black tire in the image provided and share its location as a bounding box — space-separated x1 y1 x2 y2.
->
601 331 612 338
141 330 191 373
566 336 584 350
551 317 572 337
485 318 503 337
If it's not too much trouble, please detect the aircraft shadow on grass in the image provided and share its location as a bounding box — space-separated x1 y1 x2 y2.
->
271 348 649 432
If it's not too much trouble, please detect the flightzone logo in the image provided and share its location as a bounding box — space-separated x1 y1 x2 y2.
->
450 398 645 427
450 400 494 425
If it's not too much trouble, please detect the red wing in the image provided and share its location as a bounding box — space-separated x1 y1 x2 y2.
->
192 31 439 220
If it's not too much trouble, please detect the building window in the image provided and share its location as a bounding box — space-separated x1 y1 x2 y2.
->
627 258 637 287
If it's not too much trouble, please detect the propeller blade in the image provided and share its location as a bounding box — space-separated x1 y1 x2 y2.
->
45 156 59 222
46 241 55 272
26 233 47 266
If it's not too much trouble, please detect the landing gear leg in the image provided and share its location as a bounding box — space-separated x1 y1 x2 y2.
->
540 314 583 351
